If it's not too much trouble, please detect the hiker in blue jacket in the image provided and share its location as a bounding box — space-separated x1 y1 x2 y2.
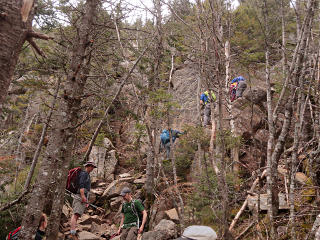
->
160 129 183 159
200 90 216 126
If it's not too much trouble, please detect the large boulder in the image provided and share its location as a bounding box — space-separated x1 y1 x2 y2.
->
247 193 289 211
142 219 177 240
100 178 133 201
165 208 179 222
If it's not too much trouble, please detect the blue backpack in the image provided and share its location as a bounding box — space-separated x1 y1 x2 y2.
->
160 130 170 145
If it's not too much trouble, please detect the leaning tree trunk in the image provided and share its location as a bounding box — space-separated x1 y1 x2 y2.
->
0 0 50 116
20 0 99 238
0 0 34 116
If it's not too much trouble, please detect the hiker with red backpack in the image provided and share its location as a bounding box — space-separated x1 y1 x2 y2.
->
230 76 247 102
69 161 97 240
117 187 147 240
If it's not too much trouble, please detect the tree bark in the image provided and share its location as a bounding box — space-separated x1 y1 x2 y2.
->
20 0 99 238
0 0 35 116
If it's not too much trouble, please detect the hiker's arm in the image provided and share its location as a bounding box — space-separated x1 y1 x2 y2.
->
139 210 147 233
79 188 87 203
118 214 124 234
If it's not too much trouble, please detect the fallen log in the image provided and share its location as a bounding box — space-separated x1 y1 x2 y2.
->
229 169 267 231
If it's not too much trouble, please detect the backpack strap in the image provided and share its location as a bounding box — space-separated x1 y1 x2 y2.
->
131 200 140 228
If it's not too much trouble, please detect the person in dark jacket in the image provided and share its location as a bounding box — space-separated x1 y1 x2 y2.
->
35 213 48 240
6 213 47 240
70 161 97 240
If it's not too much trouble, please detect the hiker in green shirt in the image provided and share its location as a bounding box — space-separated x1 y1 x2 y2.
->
117 187 147 240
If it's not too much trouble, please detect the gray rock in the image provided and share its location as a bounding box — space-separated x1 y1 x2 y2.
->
134 178 147 185
165 208 179 222
142 219 177 240
89 139 117 180
105 150 118 181
103 137 115 150
110 196 123 210
78 231 100 240
248 193 289 211
91 222 109 234
119 173 132 178
90 146 107 179
79 215 102 225
100 179 133 201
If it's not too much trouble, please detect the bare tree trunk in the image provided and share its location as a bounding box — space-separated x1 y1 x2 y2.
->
0 0 34 115
20 0 99 238
23 77 61 191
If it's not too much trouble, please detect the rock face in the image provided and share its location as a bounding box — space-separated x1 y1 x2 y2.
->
171 63 199 128
89 138 118 180
142 219 177 240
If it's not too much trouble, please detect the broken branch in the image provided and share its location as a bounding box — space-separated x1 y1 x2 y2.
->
27 31 53 40
0 189 29 212
229 169 267 231
27 37 46 58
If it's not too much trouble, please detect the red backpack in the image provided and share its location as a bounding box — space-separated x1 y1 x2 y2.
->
66 167 82 194
7 226 21 240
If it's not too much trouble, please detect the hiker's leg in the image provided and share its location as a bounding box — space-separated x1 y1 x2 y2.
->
71 195 85 235
120 228 130 240
126 227 138 240
236 81 247 98
165 142 171 158
203 104 211 126
70 213 80 236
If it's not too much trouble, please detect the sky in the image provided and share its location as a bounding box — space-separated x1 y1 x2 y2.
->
123 0 240 24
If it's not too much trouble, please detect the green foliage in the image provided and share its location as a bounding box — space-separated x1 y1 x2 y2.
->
133 122 147 151
0 207 24 239
35 0 59 31
94 133 107 147
187 167 240 228
148 88 180 119
231 1 284 68
174 125 210 179
216 129 242 151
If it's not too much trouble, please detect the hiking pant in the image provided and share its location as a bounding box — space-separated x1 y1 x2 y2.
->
203 103 211 126
165 142 171 159
72 194 86 216
120 227 138 240
236 81 247 98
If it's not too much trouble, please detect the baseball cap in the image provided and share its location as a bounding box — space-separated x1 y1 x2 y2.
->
120 187 131 196
84 161 97 168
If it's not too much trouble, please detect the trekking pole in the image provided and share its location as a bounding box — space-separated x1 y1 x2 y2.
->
65 189 105 213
